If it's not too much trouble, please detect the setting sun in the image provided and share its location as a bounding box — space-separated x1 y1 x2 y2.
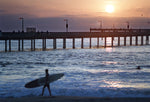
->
105 5 114 13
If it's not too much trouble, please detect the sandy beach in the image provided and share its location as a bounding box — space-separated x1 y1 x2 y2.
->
0 96 150 102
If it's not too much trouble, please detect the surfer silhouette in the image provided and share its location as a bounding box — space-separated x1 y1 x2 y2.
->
136 66 141 70
42 69 52 96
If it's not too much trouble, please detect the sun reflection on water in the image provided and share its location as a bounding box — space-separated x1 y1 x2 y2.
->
102 61 118 65
105 47 115 52
102 80 150 89
103 80 123 88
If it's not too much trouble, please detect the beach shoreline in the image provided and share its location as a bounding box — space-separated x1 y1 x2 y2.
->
0 96 150 102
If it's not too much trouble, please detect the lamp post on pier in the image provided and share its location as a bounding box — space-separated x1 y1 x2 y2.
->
19 17 24 32
126 21 130 29
64 19 68 32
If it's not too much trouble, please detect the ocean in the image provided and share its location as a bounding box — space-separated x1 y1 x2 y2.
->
0 38 150 98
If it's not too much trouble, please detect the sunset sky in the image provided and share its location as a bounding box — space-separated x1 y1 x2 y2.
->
0 0 150 31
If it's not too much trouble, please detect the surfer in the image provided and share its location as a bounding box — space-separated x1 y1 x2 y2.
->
136 66 141 70
42 69 52 96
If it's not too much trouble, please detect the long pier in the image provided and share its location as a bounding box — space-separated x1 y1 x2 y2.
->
0 29 150 52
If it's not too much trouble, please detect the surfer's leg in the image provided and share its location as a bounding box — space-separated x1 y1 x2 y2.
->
47 85 52 96
42 85 46 96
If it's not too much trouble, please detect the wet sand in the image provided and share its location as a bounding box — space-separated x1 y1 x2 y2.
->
0 96 150 102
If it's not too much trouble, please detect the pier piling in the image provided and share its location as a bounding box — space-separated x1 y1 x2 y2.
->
42 39 46 51
33 39 35 51
97 37 99 48
118 37 120 46
104 37 107 48
9 40 11 52
18 40 20 51
22 40 24 51
5 40 7 52
124 37 126 46
136 36 138 45
73 38 75 49
141 36 143 45
63 38 66 49
111 37 114 47
146 36 149 45
89 38 92 48
130 36 132 46
81 38 84 49
53 39 56 49
31 39 35 51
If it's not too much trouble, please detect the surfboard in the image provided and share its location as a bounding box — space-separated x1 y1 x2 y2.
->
25 73 64 88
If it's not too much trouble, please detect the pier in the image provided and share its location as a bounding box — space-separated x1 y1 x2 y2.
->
0 28 150 52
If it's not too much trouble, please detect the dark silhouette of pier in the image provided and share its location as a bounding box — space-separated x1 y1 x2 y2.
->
0 28 149 52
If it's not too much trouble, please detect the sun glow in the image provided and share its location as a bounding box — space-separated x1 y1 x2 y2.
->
105 5 114 13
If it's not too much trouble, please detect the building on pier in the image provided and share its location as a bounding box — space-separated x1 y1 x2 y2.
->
26 27 36 32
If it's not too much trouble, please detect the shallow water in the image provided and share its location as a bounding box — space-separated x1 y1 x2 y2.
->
0 39 150 97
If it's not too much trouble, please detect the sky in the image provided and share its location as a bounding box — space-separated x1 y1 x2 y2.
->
0 0 150 31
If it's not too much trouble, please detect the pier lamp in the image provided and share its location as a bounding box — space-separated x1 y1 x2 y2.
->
126 21 130 29
19 17 24 32
64 19 68 32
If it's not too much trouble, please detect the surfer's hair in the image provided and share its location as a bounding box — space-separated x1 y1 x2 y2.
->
45 69 48 72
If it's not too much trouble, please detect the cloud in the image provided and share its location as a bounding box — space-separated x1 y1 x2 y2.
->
117 7 150 17
0 9 5 13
